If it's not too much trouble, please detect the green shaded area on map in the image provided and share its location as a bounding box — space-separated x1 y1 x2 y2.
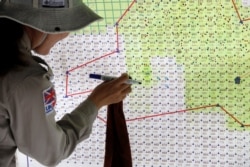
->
83 0 250 130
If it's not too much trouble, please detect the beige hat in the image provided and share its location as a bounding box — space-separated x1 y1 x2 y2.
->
0 0 102 33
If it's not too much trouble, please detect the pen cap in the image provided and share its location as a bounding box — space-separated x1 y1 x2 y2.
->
89 74 101 79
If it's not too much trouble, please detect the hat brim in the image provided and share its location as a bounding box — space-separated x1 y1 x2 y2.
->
0 3 102 33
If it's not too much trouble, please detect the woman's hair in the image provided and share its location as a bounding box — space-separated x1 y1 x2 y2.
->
0 18 27 76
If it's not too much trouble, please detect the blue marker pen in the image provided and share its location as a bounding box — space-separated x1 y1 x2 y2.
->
89 74 141 85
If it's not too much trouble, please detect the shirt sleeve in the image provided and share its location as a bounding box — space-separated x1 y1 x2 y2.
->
7 72 98 166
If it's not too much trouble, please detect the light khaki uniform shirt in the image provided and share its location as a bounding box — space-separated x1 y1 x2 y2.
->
0 33 98 166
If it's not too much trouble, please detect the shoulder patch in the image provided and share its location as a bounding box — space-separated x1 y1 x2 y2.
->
43 86 56 115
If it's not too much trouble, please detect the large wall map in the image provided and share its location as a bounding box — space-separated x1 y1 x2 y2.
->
17 0 250 166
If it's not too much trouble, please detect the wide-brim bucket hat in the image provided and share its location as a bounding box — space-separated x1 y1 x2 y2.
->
0 0 102 33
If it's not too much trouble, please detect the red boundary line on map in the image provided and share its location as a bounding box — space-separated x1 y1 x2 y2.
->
97 104 250 128
232 0 250 23
64 0 250 127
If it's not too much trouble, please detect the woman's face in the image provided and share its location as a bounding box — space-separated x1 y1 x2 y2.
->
24 26 69 55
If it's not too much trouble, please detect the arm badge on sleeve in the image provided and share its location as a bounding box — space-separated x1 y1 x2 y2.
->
43 86 56 115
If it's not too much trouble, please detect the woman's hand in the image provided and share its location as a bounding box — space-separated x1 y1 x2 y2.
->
88 73 132 109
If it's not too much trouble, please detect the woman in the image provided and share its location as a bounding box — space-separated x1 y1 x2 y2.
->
0 0 132 166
